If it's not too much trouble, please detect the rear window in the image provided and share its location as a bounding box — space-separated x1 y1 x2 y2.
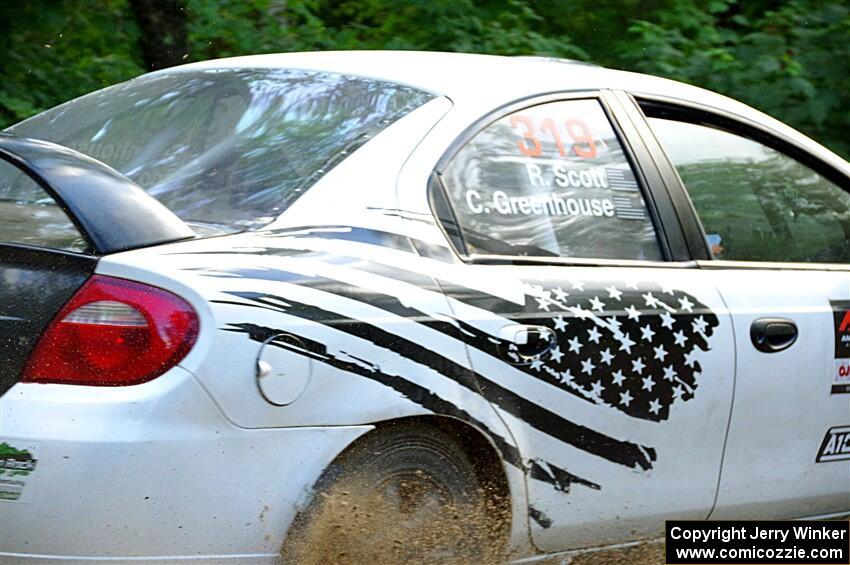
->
0 158 86 251
8 69 433 232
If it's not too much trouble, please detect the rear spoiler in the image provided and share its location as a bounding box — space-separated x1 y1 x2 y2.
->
0 133 194 254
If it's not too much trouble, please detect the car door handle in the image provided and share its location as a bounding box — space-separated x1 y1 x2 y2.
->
750 318 798 353
498 324 557 362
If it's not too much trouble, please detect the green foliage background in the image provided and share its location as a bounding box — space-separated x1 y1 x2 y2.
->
0 0 847 158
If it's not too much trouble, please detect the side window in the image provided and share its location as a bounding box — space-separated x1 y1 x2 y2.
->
648 117 850 264
0 159 86 252
439 99 663 261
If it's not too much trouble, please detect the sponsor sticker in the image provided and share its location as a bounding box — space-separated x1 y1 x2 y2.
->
0 442 38 503
834 360 850 394
830 301 850 394
816 425 850 463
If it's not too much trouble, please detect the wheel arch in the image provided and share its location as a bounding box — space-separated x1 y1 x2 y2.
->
285 413 534 558
373 414 512 506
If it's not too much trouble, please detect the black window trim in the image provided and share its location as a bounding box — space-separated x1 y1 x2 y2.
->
611 91 711 262
429 89 690 268
634 93 850 270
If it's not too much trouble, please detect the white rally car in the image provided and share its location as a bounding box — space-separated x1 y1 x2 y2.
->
1 51 848 564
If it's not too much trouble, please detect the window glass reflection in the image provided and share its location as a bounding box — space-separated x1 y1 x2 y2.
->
650 118 850 263
0 160 87 251
442 99 662 260
12 70 433 230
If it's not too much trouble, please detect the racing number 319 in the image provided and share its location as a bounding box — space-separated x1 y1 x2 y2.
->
510 115 597 159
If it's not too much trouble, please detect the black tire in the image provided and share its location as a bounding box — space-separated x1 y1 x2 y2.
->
281 421 509 565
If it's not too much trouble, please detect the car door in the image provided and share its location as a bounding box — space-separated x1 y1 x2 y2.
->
636 99 850 520
427 92 737 551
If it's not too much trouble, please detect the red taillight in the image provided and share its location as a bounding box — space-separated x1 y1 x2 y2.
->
23 275 198 386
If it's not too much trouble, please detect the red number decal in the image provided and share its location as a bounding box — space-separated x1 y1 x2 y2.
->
510 115 542 157
540 118 566 157
565 119 596 158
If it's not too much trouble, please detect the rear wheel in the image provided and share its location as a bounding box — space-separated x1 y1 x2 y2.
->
281 421 509 565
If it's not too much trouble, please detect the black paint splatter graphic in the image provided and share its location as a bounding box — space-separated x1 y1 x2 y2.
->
221 291 656 472
174 225 724 498
183 226 719 423
225 320 601 494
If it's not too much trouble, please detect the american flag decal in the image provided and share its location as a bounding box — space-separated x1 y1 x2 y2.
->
612 195 646 221
605 167 639 192
606 168 647 221
184 223 725 490
505 279 720 422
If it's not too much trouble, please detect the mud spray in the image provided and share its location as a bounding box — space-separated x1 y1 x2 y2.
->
281 476 509 565
280 476 664 564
